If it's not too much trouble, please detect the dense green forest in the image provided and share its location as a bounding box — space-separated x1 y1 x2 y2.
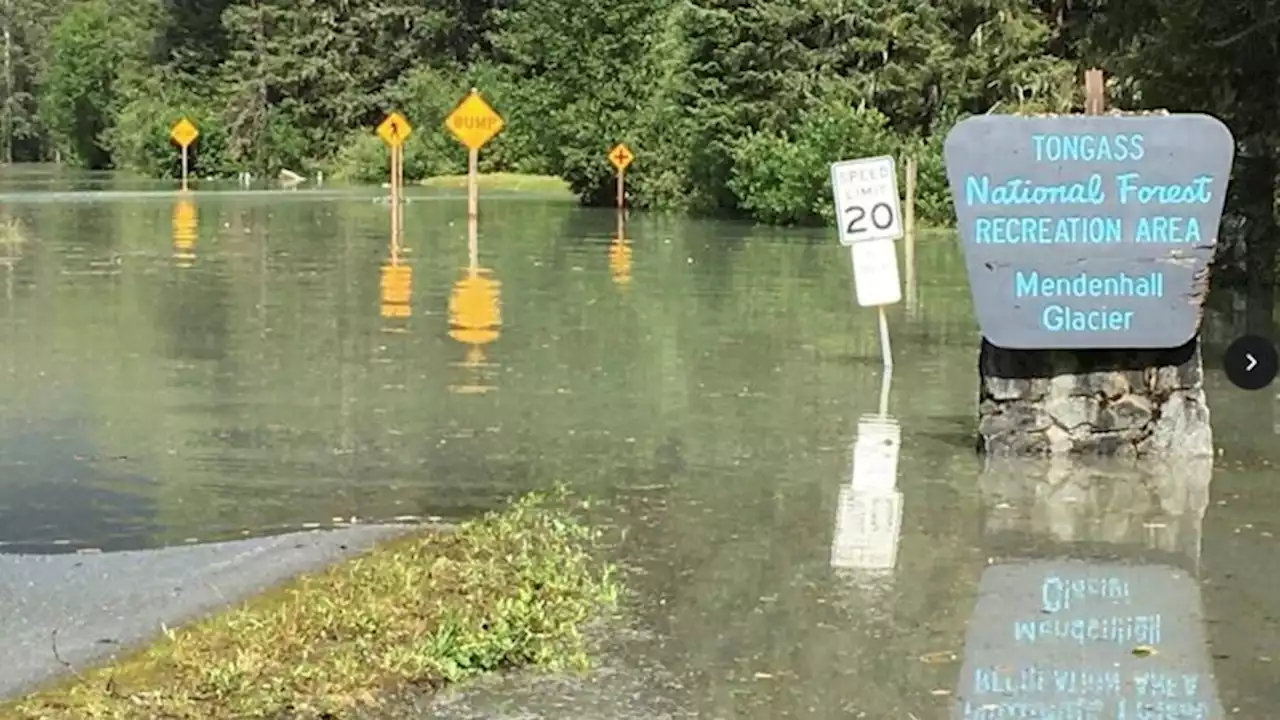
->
0 1 1275 240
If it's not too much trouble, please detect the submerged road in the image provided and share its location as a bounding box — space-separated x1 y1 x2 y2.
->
0 525 415 700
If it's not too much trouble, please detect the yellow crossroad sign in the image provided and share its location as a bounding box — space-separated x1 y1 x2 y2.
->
609 143 634 171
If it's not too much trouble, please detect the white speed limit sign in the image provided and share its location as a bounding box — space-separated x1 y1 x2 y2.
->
830 156 904 245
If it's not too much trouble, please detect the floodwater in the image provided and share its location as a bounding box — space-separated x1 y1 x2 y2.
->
1 164 1278 717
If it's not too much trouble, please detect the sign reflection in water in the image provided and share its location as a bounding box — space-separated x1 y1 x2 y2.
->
380 202 411 326
609 210 631 286
447 268 501 393
172 197 196 268
954 457 1222 719
831 370 903 596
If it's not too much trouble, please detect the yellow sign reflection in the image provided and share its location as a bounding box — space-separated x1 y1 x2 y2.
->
380 263 412 320
609 210 631 286
172 197 197 267
380 188 411 326
609 237 631 286
607 208 630 285
448 268 501 393
380 240 412 323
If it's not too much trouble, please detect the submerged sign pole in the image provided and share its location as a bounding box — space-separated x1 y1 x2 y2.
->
831 155 904 371
609 143 634 210
169 118 199 192
445 88 505 273
877 303 893 373
376 111 412 240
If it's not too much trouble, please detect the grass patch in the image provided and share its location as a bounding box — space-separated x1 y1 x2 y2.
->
420 172 572 195
8 490 619 719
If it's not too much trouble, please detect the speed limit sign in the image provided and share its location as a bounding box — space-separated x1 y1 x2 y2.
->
830 156 904 246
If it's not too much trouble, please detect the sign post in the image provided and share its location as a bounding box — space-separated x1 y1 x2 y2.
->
830 155 905 371
169 118 199 192
376 111 412 239
608 143 634 210
445 89 505 272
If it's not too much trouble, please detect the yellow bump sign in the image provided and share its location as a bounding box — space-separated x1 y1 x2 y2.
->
445 90 504 151
377 112 412 148
609 143 634 172
169 118 199 149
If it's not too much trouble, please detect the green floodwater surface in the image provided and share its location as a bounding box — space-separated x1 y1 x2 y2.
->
0 165 1277 717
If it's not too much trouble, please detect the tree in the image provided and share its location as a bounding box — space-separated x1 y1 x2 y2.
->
1078 0 1280 311
1 0 72 161
39 0 151 167
485 0 675 204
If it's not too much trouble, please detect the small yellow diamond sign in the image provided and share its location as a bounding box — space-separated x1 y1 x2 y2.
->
377 112 412 148
608 143 634 171
445 90 504 151
169 118 199 149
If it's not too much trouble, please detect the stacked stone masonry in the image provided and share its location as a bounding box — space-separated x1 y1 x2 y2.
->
977 340 1212 457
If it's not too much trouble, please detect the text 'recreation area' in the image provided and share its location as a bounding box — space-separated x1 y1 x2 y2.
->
943 116 1235 350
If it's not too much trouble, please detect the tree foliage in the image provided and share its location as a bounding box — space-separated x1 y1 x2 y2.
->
0 0 1275 239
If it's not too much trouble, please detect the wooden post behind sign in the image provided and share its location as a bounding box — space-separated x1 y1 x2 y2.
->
180 146 189 192
616 169 625 210
904 157 916 235
904 157 917 315
1084 68 1106 115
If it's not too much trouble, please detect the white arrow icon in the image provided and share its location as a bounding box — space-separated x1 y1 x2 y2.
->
1246 353 1258 371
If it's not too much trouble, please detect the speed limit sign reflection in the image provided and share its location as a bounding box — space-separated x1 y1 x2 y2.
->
830 156 904 246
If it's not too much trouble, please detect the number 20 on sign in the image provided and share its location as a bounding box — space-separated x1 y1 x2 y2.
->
831 156 903 246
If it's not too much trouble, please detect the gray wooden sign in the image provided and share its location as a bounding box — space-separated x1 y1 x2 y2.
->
953 560 1223 719
943 115 1235 349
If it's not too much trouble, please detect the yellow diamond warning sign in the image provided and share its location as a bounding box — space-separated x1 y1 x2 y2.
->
608 143 634 171
444 90 504 151
169 118 199 148
377 112 412 148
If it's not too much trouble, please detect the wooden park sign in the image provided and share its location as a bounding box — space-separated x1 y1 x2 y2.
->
944 115 1235 350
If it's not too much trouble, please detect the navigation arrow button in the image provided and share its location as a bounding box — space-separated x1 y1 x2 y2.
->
1224 335 1279 390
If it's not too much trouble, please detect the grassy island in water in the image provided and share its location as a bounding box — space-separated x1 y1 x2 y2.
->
6 491 620 720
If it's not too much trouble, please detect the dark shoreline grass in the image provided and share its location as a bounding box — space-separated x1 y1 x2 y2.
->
6 491 619 720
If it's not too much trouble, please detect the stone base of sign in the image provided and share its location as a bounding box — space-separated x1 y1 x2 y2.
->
976 339 1212 457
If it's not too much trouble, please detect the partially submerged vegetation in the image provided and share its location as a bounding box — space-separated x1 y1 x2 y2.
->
420 173 573 196
7 490 620 720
